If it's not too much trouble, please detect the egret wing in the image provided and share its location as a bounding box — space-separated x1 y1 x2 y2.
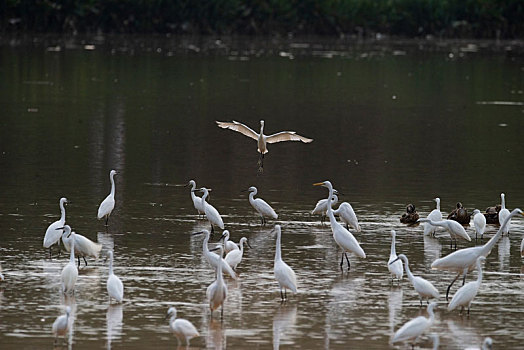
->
266 131 313 144
216 120 259 140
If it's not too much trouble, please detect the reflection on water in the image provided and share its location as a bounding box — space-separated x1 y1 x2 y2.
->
272 304 297 350
106 304 123 350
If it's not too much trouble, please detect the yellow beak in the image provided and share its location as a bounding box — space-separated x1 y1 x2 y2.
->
313 182 324 186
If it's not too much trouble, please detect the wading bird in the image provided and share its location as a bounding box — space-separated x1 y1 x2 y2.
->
313 181 365 269
166 306 199 345
61 226 102 267
43 197 68 258
206 245 227 318
60 227 78 294
52 306 71 343
273 225 297 301
107 250 124 304
388 230 403 282
448 256 485 315
216 120 313 171
423 198 442 236
219 230 239 254
311 191 338 224
193 230 237 279
194 187 224 233
248 186 278 225
418 218 471 249
187 180 205 218
392 302 437 347
498 193 511 234
98 170 117 226
225 237 251 271
333 202 361 232
472 209 486 240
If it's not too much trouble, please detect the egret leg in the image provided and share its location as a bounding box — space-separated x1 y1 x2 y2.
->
49 247 52 259
211 225 214 234
344 253 351 270
221 305 224 320
346 223 349 230
77 256 81 267
340 253 344 269
284 289 287 300
280 288 284 300
105 216 109 226
420 298 423 307
462 271 467 286
83 256 88 266
446 272 461 301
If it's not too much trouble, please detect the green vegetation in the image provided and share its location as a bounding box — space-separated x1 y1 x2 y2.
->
1 0 522 38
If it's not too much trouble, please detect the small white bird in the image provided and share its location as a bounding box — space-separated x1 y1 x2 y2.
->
43 197 68 258
216 120 313 171
311 193 338 224
193 230 237 280
166 306 199 345
448 256 486 314
248 186 278 225
219 230 239 254
390 254 439 306
196 187 224 233
225 237 250 270
206 245 228 318
52 306 71 342
107 250 124 304
387 230 403 282
333 202 361 232
60 226 78 294
418 218 471 249
472 209 487 240
61 226 102 267
498 193 511 234
187 180 205 218
273 225 297 300
423 197 442 236
392 302 437 347
98 170 117 226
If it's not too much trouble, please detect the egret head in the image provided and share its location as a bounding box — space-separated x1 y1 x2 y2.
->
433 197 440 203
219 230 229 241
110 170 117 176
240 237 252 248
65 306 71 316
313 181 333 190
472 209 481 215
390 230 396 237
248 186 257 193
166 306 177 319
60 197 68 205
483 337 493 350
56 225 72 237
260 120 265 127
187 180 196 187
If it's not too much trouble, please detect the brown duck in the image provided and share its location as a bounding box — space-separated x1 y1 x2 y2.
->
447 202 471 225
484 204 501 224
400 204 419 224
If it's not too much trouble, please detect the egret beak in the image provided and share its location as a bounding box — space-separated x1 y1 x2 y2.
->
388 257 400 265
164 311 172 320
247 241 253 249
191 231 205 236
218 233 227 241
312 182 324 186
209 246 221 252
55 226 65 230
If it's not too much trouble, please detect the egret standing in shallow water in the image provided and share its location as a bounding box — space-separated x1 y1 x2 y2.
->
43 197 68 258
498 193 511 234
216 120 313 171
187 180 205 218
60 226 78 294
166 306 199 345
107 250 124 304
193 230 237 279
219 230 239 254
418 218 471 249
98 170 117 226
248 186 278 225
448 256 486 314
472 209 487 240
387 230 403 282
195 187 224 233
61 226 102 267
333 202 361 232
423 198 442 236
392 302 437 347
273 225 297 301
52 306 71 343
311 191 338 224
225 237 251 271
206 245 228 319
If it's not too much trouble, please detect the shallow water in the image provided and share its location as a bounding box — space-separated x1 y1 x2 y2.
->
0 36 523 349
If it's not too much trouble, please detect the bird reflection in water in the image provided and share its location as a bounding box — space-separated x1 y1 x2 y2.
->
106 304 123 350
273 304 297 350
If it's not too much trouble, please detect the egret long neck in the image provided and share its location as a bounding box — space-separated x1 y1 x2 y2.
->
249 191 256 206
390 234 397 256
402 256 415 282
69 234 75 264
501 194 506 210
201 189 209 209
202 232 210 254
326 185 337 227
427 305 435 324
110 173 116 196
481 214 510 256
109 252 114 275
275 231 282 262
476 259 483 284
59 200 66 222
435 199 440 211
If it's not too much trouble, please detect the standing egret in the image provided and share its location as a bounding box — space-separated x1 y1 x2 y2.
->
98 170 117 226
472 209 487 240
248 186 278 225
431 208 523 301
498 193 511 234
43 197 68 258
389 254 439 305
107 250 124 304
388 230 403 282
423 198 442 236
333 202 361 232
60 227 78 294
273 225 297 300
206 245 227 318
418 218 471 249
313 181 366 269
216 120 313 171
166 306 199 345
52 306 71 342
392 302 437 347
192 230 237 279
311 192 338 224
448 256 486 314
219 230 239 254
61 226 102 267
225 237 251 270
187 180 205 218
195 187 224 233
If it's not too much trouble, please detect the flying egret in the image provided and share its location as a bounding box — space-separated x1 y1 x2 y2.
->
392 302 437 347
43 197 68 258
225 237 251 270
333 202 361 232
311 192 338 224
313 181 366 269
60 227 78 294
206 245 227 318
387 230 403 282
498 193 511 234
219 230 239 254
61 226 102 267
187 180 205 218
107 250 124 304
418 218 471 249
166 306 199 345
273 225 297 300
194 187 224 233
423 198 442 236
431 208 523 301
216 120 313 171
400 204 419 224
98 170 117 226
192 230 237 279
448 256 486 314
389 254 439 305
472 209 486 240
248 186 278 225
52 306 71 342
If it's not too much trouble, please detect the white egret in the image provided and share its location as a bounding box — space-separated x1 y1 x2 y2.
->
193 230 237 279
333 202 361 232
521 237 524 257
219 230 239 254
498 193 511 234
472 209 487 240
313 181 366 269
52 306 71 342
195 187 224 233
187 180 205 218
465 337 494 350
216 120 313 171
392 302 437 347
0 263 4 281
423 198 442 236
107 250 124 304
61 226 102 267
166 306 199 345
418 218 471 249
273 225 297 300
98 170 117 226
60 226 78 294
225 237 251 270
387 230 403 282
389 254 439 305
311 192 338 224
431 208 523 301
448 256 485 314
206 245 227 318
43 197 68 258
248 186 278 225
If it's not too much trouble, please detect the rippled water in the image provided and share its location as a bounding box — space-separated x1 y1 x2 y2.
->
0 36 523 349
